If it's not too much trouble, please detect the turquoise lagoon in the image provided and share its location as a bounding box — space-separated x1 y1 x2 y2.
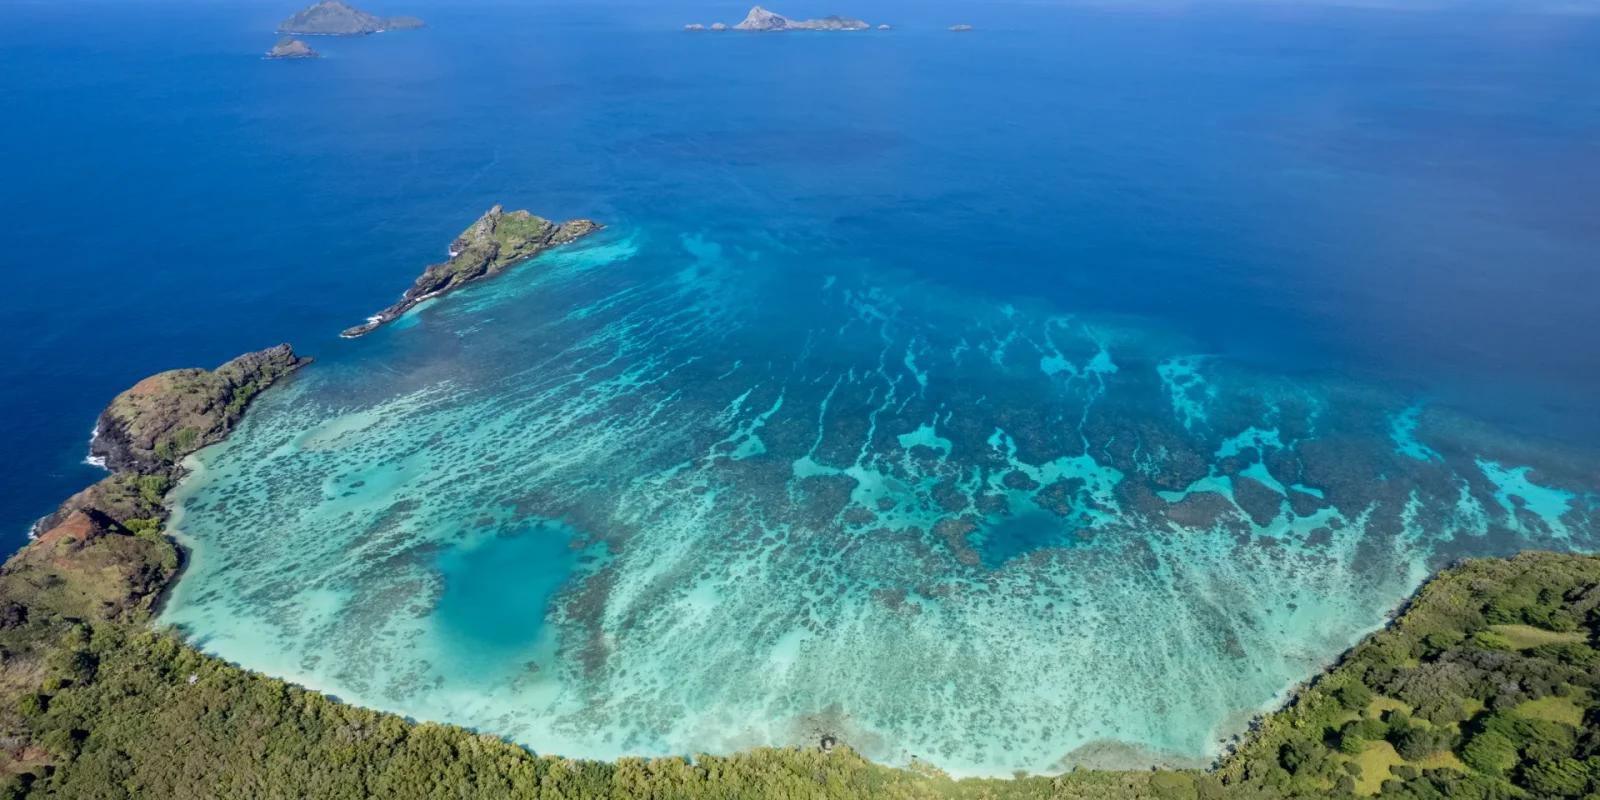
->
10 0 1589 779
162 224 1600 776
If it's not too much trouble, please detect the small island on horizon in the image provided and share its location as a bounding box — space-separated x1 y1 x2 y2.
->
265 37 318 59
686 5 873 32
277 0 423 36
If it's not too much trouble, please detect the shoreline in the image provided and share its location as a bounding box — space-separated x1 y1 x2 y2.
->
5 210 1592 791
9 349 1593 791
142 387 1445 781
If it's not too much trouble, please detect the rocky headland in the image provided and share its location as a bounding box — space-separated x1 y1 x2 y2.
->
33 346 310 537
342 205 601 338
687 6 872 32
266 37 318 58
276 0 424 35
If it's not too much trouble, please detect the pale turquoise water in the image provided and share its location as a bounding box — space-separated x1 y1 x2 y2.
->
162 224 1599 775
12 0 1582 778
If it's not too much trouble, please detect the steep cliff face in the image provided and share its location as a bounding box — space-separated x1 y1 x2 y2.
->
89 345 311 476
342 205 601 337
32 345 310 538
12 344 307 616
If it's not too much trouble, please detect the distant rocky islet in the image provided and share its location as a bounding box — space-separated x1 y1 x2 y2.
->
264 0 422 58
684 7 970 33
687 5 872 32
266 37 318 59
277 0 422 35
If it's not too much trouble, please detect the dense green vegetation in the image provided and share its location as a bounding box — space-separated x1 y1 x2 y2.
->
1224 552 1600 800
3 532 1598 797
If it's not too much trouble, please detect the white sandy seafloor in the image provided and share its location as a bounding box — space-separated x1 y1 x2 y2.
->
160 227 1598 778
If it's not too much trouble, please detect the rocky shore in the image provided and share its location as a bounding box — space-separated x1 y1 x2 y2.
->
341 205 601 338
33 346 310 537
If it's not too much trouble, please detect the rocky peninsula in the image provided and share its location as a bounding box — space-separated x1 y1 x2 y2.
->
687 6 872 32
342 205 600 338
266 37 318 58
276 0 424 35
33 345 310 537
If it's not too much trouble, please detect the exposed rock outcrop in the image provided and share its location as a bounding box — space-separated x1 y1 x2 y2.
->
14 343 307 619
266 37 319 58
89 345 311 476
342 205 601 337
277 0 424 35
34 345 309 536
949 24 974 31
731 5 869 31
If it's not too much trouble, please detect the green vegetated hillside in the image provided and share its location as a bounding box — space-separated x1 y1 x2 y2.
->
6 353 1600 798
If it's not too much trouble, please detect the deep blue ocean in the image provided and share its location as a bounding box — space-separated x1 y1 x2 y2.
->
4 0 1600 774
5 0 1600 547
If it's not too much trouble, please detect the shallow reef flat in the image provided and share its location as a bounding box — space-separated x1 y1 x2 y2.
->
160 225 1599 777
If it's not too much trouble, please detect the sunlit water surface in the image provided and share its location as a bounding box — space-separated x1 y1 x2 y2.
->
3 0 1595 778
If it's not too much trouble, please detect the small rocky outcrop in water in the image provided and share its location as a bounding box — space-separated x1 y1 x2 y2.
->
949 24 974 31
730 5 869 31
277 0 424 35
33 345 310 536
266 37 319 58
342 205 602 337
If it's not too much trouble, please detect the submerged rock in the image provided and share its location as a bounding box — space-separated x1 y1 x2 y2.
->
949 24 974 31
277 0 424 35
877 24 891 30
342 205 601 337
266 36 319 58
732 5 869 31
684 23 706 31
